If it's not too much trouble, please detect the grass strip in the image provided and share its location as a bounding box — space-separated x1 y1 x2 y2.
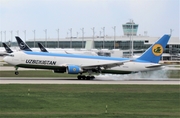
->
0 84 179 118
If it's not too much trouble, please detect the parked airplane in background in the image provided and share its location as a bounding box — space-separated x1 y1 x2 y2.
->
16 37 32 51
3 34 170 80
16 36 98 56
37 42 97 55
0 43 15 56
2 43 13 53
38 43 48 52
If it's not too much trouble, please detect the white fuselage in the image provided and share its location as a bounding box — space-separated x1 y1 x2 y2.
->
3 51 163 74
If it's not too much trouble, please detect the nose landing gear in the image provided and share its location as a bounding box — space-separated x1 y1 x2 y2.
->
14 66 19 75
15 71 19 75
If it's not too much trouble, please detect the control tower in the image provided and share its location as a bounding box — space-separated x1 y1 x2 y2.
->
122 21 138 36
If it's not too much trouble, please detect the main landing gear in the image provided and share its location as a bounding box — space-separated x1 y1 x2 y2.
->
77 75 95 80
77 70 100 80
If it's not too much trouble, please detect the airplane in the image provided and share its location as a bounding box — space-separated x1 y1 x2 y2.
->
37 42 48 52
16 36 98 56
3 34 171 80
37 42 98 56
0 43 16 56
2 43 13 53
16 37 32 51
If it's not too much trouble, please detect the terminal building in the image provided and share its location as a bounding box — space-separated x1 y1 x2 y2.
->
24 21 179 61
1 21 180 61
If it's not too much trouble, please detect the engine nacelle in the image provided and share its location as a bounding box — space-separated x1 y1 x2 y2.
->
67 65 83 74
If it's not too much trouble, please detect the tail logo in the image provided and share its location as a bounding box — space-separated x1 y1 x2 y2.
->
20 42 26 49
152 44 163 56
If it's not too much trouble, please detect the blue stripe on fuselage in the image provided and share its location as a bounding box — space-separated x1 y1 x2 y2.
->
24 51 129 61
23 51 150 63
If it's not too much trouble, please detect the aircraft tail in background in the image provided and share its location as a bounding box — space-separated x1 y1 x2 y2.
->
15 36 32 51
2 43 13 53
137 34 171 63
37 43 48 52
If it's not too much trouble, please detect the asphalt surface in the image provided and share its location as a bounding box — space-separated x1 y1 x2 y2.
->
0 77 179 85
0 65 179 85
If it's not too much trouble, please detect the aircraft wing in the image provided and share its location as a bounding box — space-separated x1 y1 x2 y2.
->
145 64 163 68
82 60 131 70
60 59 131 71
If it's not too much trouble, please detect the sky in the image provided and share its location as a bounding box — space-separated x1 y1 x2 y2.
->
0 0 179 42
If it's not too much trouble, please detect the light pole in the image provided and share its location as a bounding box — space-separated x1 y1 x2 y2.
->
91 27 95 48
69 28 72 48
99 31 102 48
131 19 133 57
10 30 13 46
32 30 35 48
44 29 47 47
23 30 26 42
170 29 173 36
80 28 84 48
16 30 19 36
101 27 105 49
0 31 2 47
112 26 116 49
57 29 59 48
4 31 6 43
77 32 79 38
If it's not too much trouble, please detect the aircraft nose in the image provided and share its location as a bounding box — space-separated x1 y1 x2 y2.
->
3 56 8 62
3 56 10 63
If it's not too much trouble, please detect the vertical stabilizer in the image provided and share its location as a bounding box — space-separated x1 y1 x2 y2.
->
15 36 32 51
137 34 170 63
37 43 48 52
2 43 13 53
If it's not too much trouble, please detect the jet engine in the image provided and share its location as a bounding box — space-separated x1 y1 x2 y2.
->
66 65 83 74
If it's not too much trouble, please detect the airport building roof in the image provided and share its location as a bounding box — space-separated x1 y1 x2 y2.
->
27 35 179 45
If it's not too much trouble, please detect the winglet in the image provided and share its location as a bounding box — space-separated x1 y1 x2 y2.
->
37 43 48 52
2 43 13 53
137 34 171 63
15 36 32 51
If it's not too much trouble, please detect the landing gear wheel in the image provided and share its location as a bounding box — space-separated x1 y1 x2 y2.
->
14 66 19 75
77 75 95 80
77 75 81 80
82 75 86 80
86 76 95 80
86 76 90 80
90 76 95 80
77 75 86 80
15 71 19 75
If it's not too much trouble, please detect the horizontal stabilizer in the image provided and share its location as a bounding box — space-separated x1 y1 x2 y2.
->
145 64 163 68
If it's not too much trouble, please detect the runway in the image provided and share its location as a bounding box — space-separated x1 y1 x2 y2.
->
0 65 179 85
0 77 179 85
